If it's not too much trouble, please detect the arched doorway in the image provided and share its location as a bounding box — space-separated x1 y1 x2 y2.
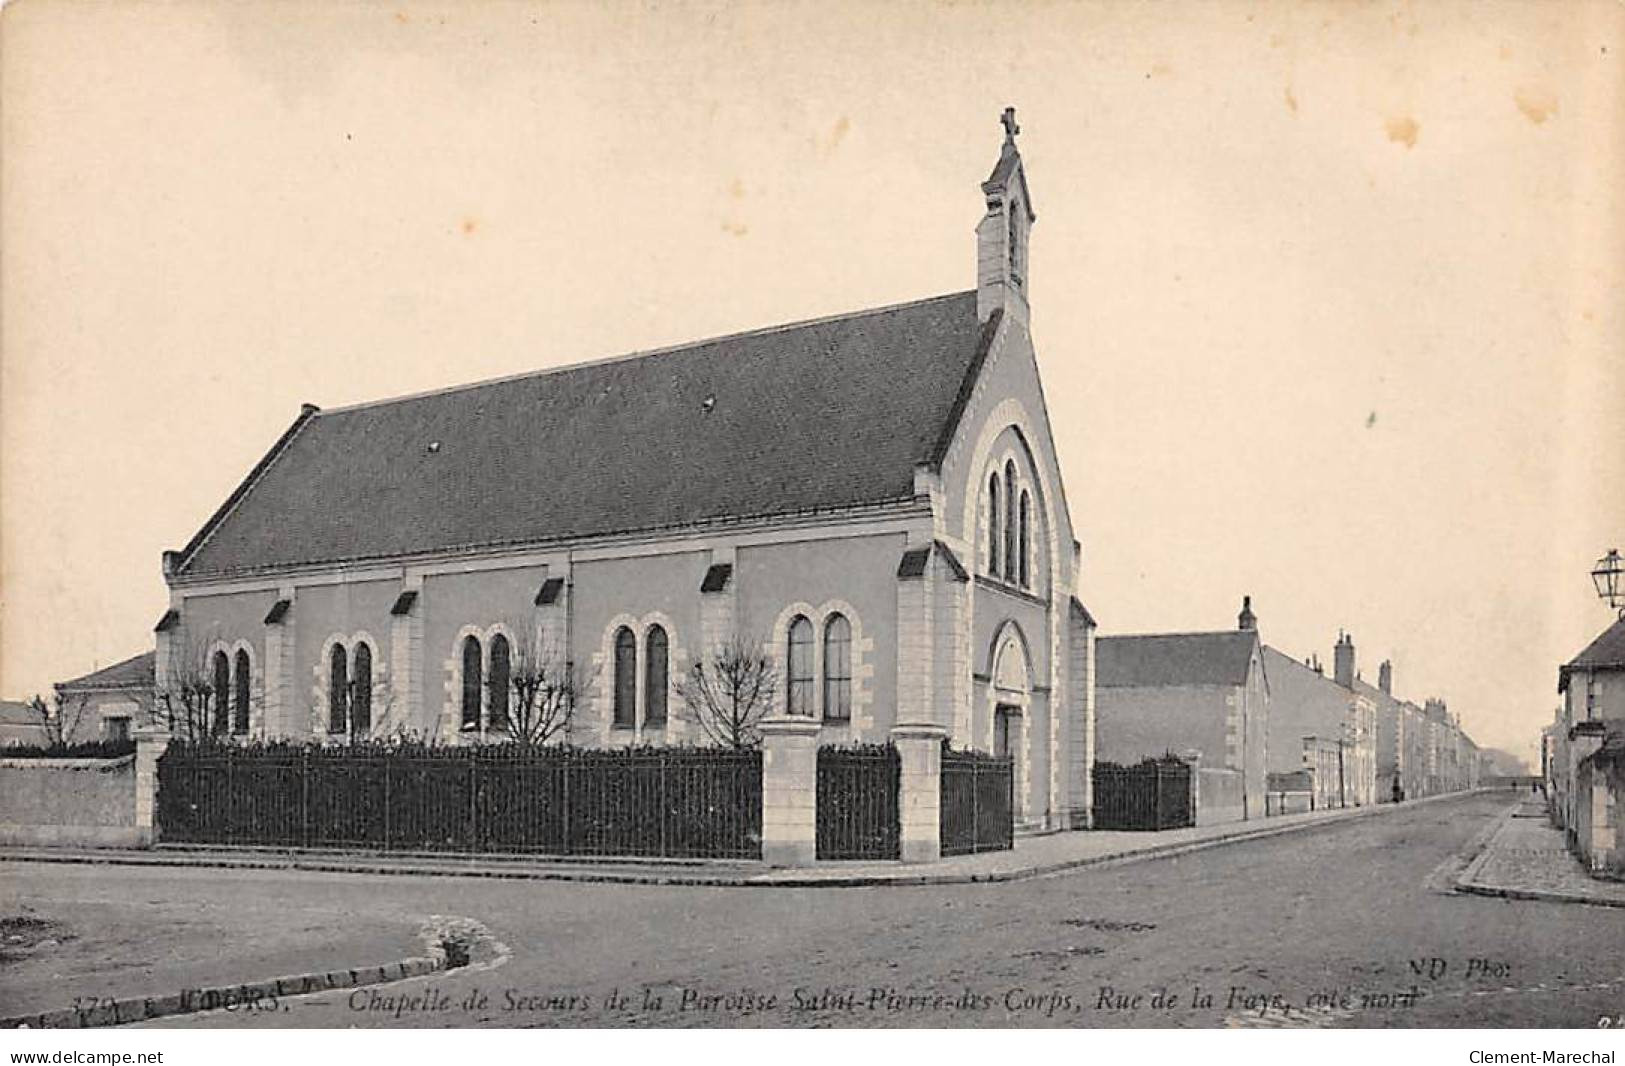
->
988 623 1032 821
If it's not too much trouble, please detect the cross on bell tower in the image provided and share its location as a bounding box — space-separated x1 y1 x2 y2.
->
976 106 1036 324
1001 106 1020 144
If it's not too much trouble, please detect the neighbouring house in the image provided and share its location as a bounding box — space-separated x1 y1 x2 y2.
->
1573 733 1624 880
1095 602 1269 823
147 113 1097 833
53 652 157 745
0 701 49 748
1553 614 1625 863
1262 632 1377 810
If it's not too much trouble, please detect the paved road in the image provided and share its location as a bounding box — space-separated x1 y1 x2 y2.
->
6 792 1622 1028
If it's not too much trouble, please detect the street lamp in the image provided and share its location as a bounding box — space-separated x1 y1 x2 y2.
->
1593 548 1625 616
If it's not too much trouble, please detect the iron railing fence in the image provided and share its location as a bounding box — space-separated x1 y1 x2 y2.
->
815 744 900 861
156 741 762 859
1091 757 1195 831
940 746 1014 856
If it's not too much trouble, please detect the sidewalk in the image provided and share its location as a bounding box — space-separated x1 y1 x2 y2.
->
0 789 1488 889
1455 798 1625 908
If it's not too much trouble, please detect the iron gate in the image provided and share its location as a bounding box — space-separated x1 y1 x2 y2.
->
940 747 1013 855
815 744 900 860
1091 757 1194 830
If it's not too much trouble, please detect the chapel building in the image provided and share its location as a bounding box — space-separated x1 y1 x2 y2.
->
154 111 1098 830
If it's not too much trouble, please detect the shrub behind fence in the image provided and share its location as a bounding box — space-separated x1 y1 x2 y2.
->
157 741 762 859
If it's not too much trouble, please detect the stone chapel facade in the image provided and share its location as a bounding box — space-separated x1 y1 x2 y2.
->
153 113 1097 831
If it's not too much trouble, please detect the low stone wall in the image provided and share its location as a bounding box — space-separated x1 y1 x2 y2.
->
1195 767 1245 826
0 756 140 847
1265 789 1314 816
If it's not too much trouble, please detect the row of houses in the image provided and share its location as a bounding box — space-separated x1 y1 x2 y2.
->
1543 612 1625 879
1093 597 1485 826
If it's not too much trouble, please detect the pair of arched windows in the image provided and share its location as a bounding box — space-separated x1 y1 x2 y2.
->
986 460 1033 589
327 642 373 736
210 648 252 736
460 633 511 734
612 625 668 730
786 613 851 721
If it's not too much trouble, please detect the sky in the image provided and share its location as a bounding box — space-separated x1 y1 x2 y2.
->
3 0 1622 767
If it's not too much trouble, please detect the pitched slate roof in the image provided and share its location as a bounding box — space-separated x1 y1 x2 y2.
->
0 701 41 728
0 701 50 746
1560 615 1625 691
1096 631 1261 689
177 292 998 578
55 651 155 693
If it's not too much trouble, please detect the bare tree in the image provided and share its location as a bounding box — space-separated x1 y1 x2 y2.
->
490 623 591 748
24 691 92 747
675 630 778 749
153 635 244 742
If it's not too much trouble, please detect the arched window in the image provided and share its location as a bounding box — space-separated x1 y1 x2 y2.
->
1003 459 1018 583
488 634 510 735
212 651 231 736
460 635 482 731
352 643 372 736
823 614 851 722
612 627 637 729
328 643 349 735
644 626 668 728
1019 490 1032 589
233 649 251 735
987 473 1001 575
787 615 814 716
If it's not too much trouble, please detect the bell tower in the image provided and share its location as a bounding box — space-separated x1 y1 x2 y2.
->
976 106 1036 324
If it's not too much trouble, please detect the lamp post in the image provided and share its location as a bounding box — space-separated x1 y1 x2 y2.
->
1593 549 1625 617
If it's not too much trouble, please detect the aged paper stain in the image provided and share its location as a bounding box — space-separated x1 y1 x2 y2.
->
461 217 479 236
1385 116 1420 148
1284 86 1298 115
1514 87 1557 125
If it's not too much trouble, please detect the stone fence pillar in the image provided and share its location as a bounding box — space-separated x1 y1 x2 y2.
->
892 722 948 863
759 715 821 866
133 726 171 847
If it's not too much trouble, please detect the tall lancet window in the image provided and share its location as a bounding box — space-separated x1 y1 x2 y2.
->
786 616 814 717
1019 491 1032 589
352 643 372 736
987 473 1001 575
329 644 349 735
212 651 231 736
613 627 637 729
1003 460 1018 583
233 649 251 735
461 636 482 731
644 626 668 728
487 634 511 734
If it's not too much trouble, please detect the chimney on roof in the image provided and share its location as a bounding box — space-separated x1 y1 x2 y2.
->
976 107 1034 326
1334 631 1356 689
1237 595 1257 632
1379 660 1392 695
